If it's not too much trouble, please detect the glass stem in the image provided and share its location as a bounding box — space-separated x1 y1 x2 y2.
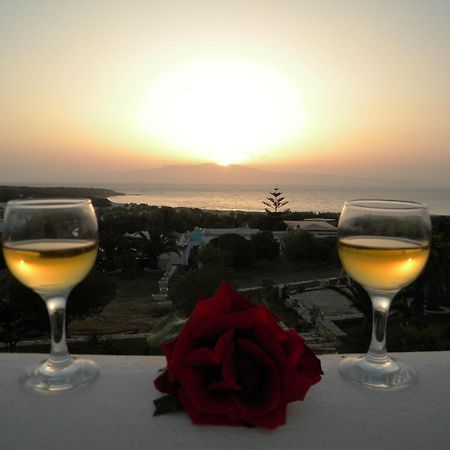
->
43 294 72 368
366 292 396 364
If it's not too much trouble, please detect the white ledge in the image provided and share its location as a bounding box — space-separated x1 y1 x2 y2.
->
1 352 449 450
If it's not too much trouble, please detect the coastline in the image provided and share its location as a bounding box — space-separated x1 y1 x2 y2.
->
2 183 450 216
107 182 450 216
0 185 124 207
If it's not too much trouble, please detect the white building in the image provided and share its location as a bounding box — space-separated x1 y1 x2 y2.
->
156 221 337 268
284 220 337 239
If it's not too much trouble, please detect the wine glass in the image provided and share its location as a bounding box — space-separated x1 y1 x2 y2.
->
2 198 100 392
337 199 431 389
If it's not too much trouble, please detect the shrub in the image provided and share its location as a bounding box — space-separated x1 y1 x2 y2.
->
198 245 232 268
251 231 279 261
283 231 335 263
208 234 254 269
283 230 316 262
67 270 116 322
169 267 233 317
399 324 448 351
249 215 287 231
0 270 115 349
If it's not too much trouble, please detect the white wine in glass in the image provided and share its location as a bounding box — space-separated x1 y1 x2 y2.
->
2 199 100 392
337 200 431 389
3 240 98 294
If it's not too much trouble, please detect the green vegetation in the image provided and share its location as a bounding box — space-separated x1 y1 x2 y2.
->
198 245 232 268
0 270 115 350
398 324 449 351
333 216 450 353
262 186 290 216
283 230 336 265
0 185 122 207
168 267 233 317
207 234 255 269
251 231 280 261
3 192 450 355
249 214 287 231
245 282 300 330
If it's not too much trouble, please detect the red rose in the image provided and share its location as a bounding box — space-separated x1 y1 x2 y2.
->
154 282 322 429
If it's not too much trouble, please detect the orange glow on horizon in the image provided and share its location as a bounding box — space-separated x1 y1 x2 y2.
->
0 1 449 183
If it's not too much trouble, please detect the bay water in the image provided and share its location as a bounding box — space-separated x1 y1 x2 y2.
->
107 183 450 215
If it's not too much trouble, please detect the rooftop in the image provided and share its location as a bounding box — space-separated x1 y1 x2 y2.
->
284 220 338 232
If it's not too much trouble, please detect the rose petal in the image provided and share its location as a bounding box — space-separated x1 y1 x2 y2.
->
221 282 255 312
251 324 287 368
191 283 255 324
214 328 234 362
237 339 274 368
282 329 305 370
234 369 281 418
222 345 241 390
282 342 322 402
298 344 324 376
180 367 236 416
156 282 322 430
154 370 179 395
214 282 255 312
193 312 255 341
208 381 233 391
187 347 219 367
283 370 321 402
195 282 234 312
236 358 262 391
167 328 195 382
244 306 285 341
161 337 177 361
179 387 242 426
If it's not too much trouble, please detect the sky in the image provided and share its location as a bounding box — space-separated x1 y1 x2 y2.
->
0 0 449 184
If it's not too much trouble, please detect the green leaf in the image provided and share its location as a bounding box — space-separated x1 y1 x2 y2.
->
153 395 184 416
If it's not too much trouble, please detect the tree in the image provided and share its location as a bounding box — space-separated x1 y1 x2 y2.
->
207 234 254 269
262 186 291 216
66 271 116 322
251 231 279 261
282 230 336 264
137 228 182 269
249 214 287 231
282 230 315 262
0 271 115 350
198 245 232 268
98 221 131 271
398 324 447 351
393 220 450 315
0 275 46 350
169 267 232 317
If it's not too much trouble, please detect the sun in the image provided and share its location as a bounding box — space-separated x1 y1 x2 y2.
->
139 59 307 165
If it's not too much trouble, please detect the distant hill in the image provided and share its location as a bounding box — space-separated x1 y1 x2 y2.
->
0 186 123 207
92 163 391 186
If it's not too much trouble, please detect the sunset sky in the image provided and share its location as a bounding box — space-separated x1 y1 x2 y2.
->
1 0 449 184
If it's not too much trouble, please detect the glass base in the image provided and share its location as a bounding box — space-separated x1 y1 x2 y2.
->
21 357 99 393
338 354 416 390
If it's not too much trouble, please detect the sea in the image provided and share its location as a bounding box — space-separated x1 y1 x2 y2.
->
106 183 450 215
